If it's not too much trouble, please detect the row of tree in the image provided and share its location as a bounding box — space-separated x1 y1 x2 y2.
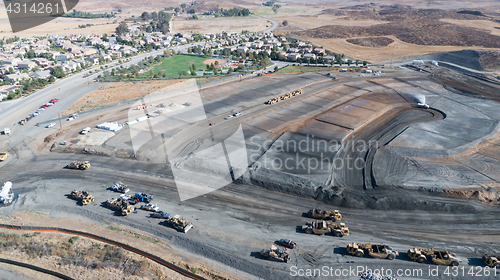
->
62 10 115 19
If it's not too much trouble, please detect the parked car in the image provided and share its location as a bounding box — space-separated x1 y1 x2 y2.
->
278 239 297 249
45 123 56 128
209 122 215 126
225 115 233 120
233 112 241 117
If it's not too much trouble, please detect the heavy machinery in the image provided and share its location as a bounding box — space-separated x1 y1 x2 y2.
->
407 248 461 266
0 152 9 162
302 220 349 237
483 254 500 268
134 192 153 203
110 182 129 193
107 197 135 216
261 245 290 262
346 243 399 260
164 215 193 233
66 161 91 170
19 118 28 125
307 208 342 221
266 89 302 105
71 190 94 205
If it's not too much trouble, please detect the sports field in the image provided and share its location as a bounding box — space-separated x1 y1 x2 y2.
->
151 55 211 78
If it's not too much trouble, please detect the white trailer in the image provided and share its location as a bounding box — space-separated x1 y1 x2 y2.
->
0 182 13 204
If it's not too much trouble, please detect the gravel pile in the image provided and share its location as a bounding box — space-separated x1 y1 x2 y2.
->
359 271 398 280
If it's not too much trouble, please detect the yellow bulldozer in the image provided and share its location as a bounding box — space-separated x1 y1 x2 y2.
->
302 220 349 237
483 254 500 268
347 243 399 260
0 152 9 162
307 208 342 221
71 190 94 205
66 161 91 170
407 248 461 266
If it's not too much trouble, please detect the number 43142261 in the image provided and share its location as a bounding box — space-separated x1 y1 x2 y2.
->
5 2 60 14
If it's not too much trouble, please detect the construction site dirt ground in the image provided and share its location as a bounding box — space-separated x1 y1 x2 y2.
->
3 67 500 279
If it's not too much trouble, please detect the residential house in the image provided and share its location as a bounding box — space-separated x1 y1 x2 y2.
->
3 73 31 83
17 60 37 70
29 70 51 79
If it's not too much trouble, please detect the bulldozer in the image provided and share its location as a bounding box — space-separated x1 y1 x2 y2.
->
107 197 135 216
66 161 91 170
483 255 500 268
261 245 290 263
307 208 342 221
407 248 461 266
71 190 94 205
164 215 193 233
347 243 399 260
0 152 9 162
266 97 279 105
302 220 349 237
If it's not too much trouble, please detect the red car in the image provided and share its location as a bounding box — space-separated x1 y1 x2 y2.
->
42 104 51 107
209 122 215 126
50 98 59 103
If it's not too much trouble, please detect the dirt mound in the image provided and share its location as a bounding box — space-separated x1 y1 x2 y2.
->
293 20 500 48
346 37 394 47
479 50 500 70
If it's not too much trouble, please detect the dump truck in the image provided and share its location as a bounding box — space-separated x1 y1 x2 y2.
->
261 245 290 262
110 182 129 193
347 243 399 260
407 248 461 266
66 161 91 170
134 192 153 203
483 254 500 268
71 190 94 205
307 208 342 221
107 197 135 216
0 152 9 162
302 220 349 237
164 215 193 233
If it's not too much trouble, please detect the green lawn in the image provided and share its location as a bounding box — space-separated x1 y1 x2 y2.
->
150 55 211 78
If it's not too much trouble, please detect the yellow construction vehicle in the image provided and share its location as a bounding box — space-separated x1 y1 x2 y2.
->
347 243 398 260
407 248 461 266
71 190 95 205
483 255 500 268
302 220 349 237
0 152 9 162
307 208 342 221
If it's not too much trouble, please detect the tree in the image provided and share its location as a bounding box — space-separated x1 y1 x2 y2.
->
191 63 196 71
283 20 288 26
52 66 65 78
347 59 352 66
141 12 150 20
188 8 195 14
26 49 35 59
174 7 180 13
192 14 198 19
48 76 55 83
363 61 368 67
228 67 233 74
116 21 129 35
8 67 14 74
274 65 278 72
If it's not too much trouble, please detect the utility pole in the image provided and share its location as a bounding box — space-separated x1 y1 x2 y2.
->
58 112 62 130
